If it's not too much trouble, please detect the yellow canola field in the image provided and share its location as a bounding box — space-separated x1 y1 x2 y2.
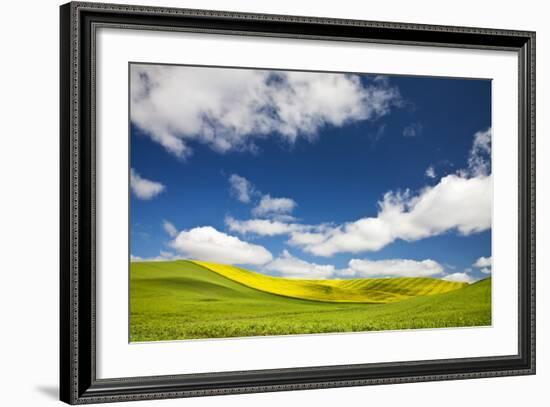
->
192 261 467 304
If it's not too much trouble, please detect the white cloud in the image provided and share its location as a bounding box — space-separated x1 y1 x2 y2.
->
131 65 401 157
252 194 297 217
227 174 297 219
287 231 328 246
303 218 392 256
264 250 335 279
473 256 492 275
298 173 491 257
226 216 331 239
162 220 178 238
170 226 272 265
227 175 298 221
159 250 177 258
403 122 423 137
378 175 492 238
226 129 492 257
425 165 436 179
226 216 300 236
130 254 143 262
229 174 255 203
473 256 492 268
442 272 475 283
130 251 181 262
269 214 299 223
130 168 165 200
228 173 491 257
295 127 492 256
345 258 444 278
465 128 491 177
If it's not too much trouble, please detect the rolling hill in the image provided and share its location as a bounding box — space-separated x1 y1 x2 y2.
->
193 260 467 304
130 260 491 342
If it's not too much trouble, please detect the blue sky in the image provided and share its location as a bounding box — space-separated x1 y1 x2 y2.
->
130 64 492 282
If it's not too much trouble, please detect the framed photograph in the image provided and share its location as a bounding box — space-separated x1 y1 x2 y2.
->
60 1 536 404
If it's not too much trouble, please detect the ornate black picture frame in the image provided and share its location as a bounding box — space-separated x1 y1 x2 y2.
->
60 2 535 404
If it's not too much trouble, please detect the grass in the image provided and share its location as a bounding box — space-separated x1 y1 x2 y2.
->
193 260 467 303
130 260 491 342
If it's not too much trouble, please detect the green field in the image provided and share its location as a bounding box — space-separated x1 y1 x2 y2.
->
130 260 492 342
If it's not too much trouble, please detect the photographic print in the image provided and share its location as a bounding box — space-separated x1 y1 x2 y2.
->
60 5 535 402
129 63 492 342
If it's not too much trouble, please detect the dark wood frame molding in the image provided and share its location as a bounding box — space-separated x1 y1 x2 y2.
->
60 2 535 404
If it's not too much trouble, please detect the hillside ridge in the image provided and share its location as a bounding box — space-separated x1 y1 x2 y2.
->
191 260 468 304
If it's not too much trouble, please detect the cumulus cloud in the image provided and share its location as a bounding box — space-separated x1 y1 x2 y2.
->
226 216 300 236
442 272 475 283
473 256 491 268
170 226 272 265
229 174 255 203
130 169 165 200
226 216 331 238
345 258 444 278
226 128 491 257
295 173 491 257
380 174 491 236
252 195 297 217
130 251 181 262
303 218 392 255
162 220 178 238
264 250 335 279
473 256 492 275
130 254 143 262
131 64 402 157
425 165 436 179
262 252 450 280
237 129 491 257
287 231 328 246
228 172 491 257
227 175 296 220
